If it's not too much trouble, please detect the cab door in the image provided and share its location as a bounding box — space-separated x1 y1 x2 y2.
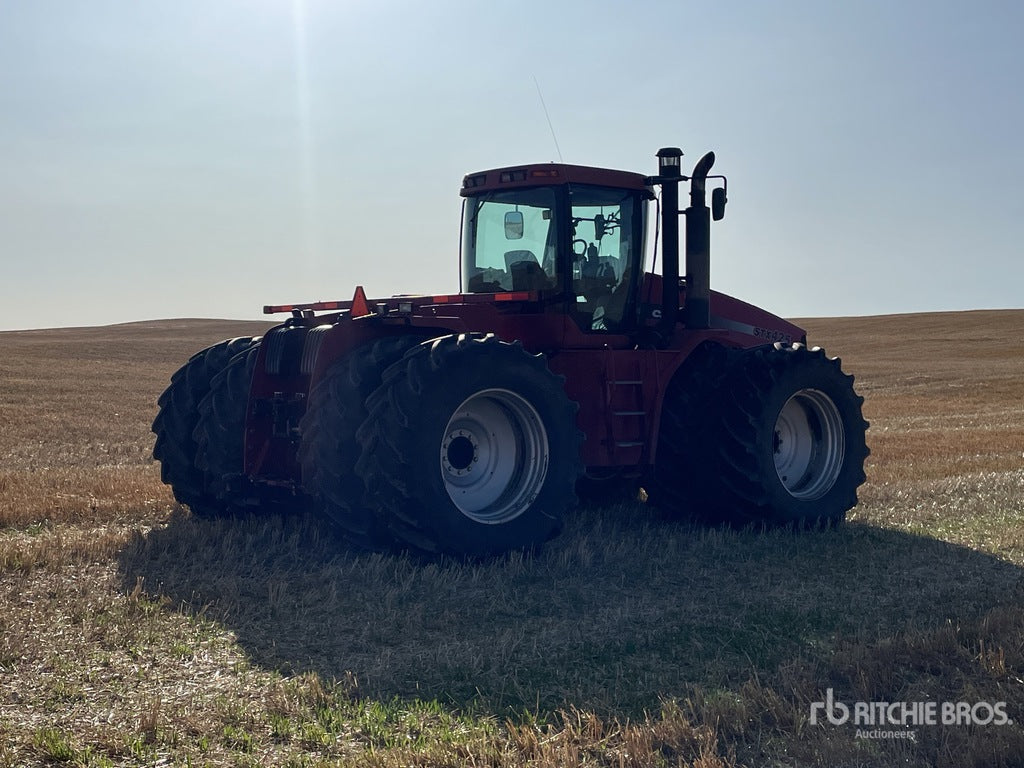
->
565 184 647 335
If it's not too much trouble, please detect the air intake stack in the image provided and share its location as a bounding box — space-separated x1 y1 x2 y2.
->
655 147 683 339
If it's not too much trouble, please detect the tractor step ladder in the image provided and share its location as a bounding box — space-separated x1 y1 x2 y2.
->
606 357 648 461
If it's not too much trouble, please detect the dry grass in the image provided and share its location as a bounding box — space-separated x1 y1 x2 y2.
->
0 311 1022 767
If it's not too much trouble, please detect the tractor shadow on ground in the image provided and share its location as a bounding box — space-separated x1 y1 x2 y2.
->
116 503 1024 719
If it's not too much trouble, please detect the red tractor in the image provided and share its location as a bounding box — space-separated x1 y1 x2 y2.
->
153 148 868 556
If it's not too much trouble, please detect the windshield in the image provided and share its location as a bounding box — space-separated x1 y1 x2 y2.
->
462 188 558 293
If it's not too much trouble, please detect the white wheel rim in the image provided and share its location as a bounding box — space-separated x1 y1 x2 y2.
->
773 388 845 500
439 388 549 524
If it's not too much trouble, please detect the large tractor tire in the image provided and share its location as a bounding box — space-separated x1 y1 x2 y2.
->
298 335 427 550
356 333 583 557
152 336 261 516
192 345 261 517
652 342 868 527
646 342 737 519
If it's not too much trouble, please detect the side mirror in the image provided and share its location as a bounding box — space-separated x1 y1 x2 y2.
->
504 211 524 239
712 187 727 221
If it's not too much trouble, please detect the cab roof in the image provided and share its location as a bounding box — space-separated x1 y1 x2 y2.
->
461 162 650 196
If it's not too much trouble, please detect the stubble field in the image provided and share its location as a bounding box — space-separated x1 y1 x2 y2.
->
0 310 1022 767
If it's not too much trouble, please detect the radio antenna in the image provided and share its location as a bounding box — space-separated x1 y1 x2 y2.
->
533 76 563 163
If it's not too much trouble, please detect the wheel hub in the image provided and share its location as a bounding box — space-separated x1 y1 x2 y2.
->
773 388 845 500
439 389 549 524
444 433 476 472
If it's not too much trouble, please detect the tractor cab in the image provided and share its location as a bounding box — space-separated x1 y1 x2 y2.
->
460 164 651 334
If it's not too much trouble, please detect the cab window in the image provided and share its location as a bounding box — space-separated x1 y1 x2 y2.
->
462 188 558 293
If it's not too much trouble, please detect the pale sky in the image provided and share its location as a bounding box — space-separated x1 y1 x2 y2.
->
1 0 1021 331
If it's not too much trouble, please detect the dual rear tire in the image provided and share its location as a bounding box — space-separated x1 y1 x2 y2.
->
297 335 425 550
649 342 868 527
154 332 582 556
152 336 261 517
304 333 583 557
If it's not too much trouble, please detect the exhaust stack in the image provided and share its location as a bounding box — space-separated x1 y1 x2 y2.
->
684 151 716 331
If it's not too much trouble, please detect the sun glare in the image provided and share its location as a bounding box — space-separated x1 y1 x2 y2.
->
291 0 321 278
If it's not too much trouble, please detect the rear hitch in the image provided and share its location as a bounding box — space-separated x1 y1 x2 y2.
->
253 392 307 441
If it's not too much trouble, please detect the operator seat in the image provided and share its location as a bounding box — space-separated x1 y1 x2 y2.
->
504 250 550 291
504 249 539 270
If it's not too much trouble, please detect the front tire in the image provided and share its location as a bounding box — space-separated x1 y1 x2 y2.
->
718 343 868 526
650 343 868 527
356 334 582 557
647 342 736 520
